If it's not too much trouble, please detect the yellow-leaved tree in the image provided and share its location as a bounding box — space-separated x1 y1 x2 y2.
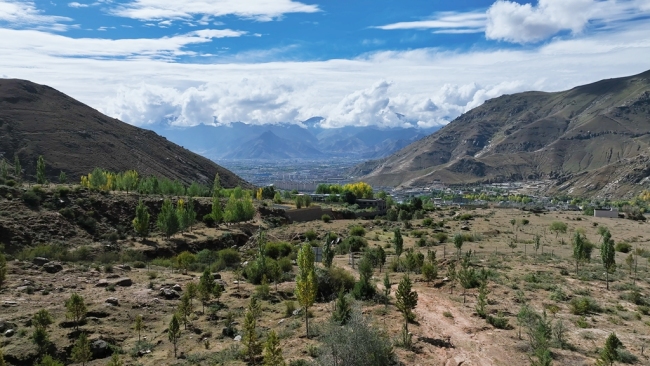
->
343 182 374 199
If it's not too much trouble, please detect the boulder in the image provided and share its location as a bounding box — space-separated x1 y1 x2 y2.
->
91 339 111 358
0 320 17 333
172 284 182 292
43 262 63 274
233 335 242 341
116 264 131 271
113 278 132 287
159 288 180 300
95 279 109 288
105 297 119 306
212 273 222 280
4 329 14 337
2 301 18 307
32 257 49 266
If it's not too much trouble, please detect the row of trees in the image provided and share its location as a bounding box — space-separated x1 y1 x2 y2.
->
315 182 374 199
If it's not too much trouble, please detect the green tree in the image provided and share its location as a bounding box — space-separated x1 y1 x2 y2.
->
106 353 124 366
596 333 623 366
600 228 616 290
119 170 138 195
421 262 437 285
323 233 334 268
198 269 220 313
212 173 222 197
65 293 87 330
383 272 391 307
243 297 262 365
377 245 386 272
58 171 67 184
182 199 197 232
70 333 91 366
295 243 317 338
550 221 567 239
395 275 418 334
134 314 143 342
446 261 457 294
175 251 196 274
177 292 192 329
0 251 6 288
132 201 150 239
211 195 223 224
353 255 376 300
453 233 464 259
157 199 179 239
476 281 489 318
572 232 593 274
332 288 352 325
458 251 476 303
263 330 285 366
36 156 46 184
32 310 53 351
38 355 64 366
13 155 21 180
168 313 181 358
1 159 7 181
393 228 403 259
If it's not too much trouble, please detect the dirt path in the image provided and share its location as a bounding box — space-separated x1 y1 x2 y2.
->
412 286 529 366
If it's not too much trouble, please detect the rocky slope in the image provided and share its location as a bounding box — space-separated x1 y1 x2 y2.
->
355 70 650 197
0 79 247 187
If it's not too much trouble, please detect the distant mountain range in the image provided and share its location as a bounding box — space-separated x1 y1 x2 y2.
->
0 79 248 188
353 69 650 198
150 118 438 161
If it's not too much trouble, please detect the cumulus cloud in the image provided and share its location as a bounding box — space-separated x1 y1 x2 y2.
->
486 0 595 43
110 0 320 22
1 18 649 129
0 0 72 31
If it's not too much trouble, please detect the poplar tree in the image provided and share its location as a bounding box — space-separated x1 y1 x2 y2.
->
0 159 7 181
157 199 179 239
36 156 46 184
600 228 616 290
211 195 223 224
198 269 220 313
13 155 21 181
295 243 317 338
132 201 150 239
212 173 221 197
393 228 403 259
596 333 623 366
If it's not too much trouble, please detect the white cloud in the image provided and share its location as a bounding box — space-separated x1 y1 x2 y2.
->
110 0 320 22
0 28 246 58
68 2 89 8
379 0 650 44
486 0 595 43
376 11 486 33
0 0 72 31
0 18 649 129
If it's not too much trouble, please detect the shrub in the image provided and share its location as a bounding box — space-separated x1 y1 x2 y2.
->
317 311 395 366
284 301 296 317
435 232 448 243
202 214 216 227
570 297 601 315
615 242 632 253
244 257 278 285
338 236 368 254
218 248 241 267
422 218 433 227
22 190 41 207
486 314 510 329
316 267 355 302
322 214 331 223
133 261 146 269
349 225 366 237
77 215 97 234
265 242 292 260
277 257 293 273
304 229 318 241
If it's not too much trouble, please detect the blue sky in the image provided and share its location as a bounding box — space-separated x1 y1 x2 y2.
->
1 0 649 129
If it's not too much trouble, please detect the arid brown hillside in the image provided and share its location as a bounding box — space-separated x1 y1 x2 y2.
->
0 79 247 188
355 70 650 197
